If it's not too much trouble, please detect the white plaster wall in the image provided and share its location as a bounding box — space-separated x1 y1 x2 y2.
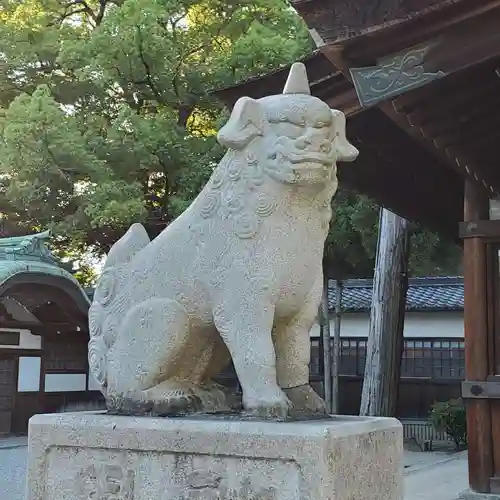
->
87 372 101 391
310 311 464 338
45 374 87 392
17 356 41 392
0 328 41 350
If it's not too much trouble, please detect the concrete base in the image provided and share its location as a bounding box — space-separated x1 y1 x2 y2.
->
458 490 500 500
26 411 403 500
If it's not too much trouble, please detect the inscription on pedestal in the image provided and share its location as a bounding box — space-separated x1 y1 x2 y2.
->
170 477 276 500
44 445 300 500
76 463 135 500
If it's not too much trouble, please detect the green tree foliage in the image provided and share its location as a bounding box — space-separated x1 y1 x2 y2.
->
0 0 312 254
430 398 467 450
326 191 462 277
0 0 460 281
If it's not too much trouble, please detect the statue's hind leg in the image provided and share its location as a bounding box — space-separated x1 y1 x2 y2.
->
106 302 235 415
142 328 240 414
105 298 193 413
140 330 234 414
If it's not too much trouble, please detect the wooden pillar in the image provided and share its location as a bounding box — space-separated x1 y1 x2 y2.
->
320 273 332 413
463 180 493 493
360 208 409 417
331 280 342 414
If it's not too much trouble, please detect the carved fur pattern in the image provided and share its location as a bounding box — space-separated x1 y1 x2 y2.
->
88 224 151 394
199 151 276 240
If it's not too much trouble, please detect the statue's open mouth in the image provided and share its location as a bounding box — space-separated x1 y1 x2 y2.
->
288 152 333 166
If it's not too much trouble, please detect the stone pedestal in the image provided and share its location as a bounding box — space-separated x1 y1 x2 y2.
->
459 490 500 500
26 412 403 500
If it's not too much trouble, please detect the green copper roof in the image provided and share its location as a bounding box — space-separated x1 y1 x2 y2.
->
0 230 90 306
0 230 56 263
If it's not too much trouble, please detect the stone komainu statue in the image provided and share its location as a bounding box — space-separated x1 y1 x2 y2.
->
88 63 359 417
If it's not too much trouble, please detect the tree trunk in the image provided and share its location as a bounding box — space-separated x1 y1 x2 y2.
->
319 273 332 413
360 208 410 417
331 280 342 414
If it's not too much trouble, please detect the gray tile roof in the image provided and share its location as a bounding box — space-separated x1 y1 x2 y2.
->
328 277 464 313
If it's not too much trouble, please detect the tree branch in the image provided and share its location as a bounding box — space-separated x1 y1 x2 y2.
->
169 10 237 100
39 133 78 184
52 0 98 27
95 0 108 26
135 25 164 103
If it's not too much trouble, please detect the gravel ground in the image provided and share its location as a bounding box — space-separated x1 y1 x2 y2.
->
0 445 27 500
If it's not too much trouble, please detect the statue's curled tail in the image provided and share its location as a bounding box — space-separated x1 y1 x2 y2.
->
88 223 150 395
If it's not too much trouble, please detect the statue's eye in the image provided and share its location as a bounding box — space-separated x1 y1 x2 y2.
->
314 121 328 129
276 122 303 138
281 115 305 127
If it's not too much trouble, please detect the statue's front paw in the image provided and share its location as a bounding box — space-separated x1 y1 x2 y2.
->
243 388 291 419
283 384 327 414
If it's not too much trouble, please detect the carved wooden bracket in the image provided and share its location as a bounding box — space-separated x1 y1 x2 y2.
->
349 43 446 108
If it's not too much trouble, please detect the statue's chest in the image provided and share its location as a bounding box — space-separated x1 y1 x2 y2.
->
274 276 317 319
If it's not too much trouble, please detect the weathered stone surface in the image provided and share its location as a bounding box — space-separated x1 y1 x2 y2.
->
87 62 358 418
26 412 403 500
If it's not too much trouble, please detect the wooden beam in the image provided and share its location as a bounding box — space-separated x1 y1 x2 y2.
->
463 379 500 400
463 180 494 494
397 65 500 118
464 176 490 224
341 0 500 64
433 113 500 150
366 102 499 198
343 109 462 238
322 5 500 112
325 89 361 116
417 92 500 139
459 220 500 240
321 45 499 199
293 0 500 50
460 135 500 162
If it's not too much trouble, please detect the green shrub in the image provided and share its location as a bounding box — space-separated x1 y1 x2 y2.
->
429 398 467 451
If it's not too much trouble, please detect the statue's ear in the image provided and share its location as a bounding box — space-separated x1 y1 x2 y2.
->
330 109 359 162
217 97 265 150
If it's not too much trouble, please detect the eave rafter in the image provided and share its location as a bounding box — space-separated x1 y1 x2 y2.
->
318 0 500 199
345 109 463 238
329 0 500 63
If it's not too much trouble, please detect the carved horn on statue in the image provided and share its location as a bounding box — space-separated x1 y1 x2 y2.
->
283 62 311 95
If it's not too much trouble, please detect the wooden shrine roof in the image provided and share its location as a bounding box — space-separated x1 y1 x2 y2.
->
215 0 500 239
291 0 496 45
217 51 353 112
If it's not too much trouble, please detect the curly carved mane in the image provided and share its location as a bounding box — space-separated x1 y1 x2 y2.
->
196 149 279 239
196 146 337 239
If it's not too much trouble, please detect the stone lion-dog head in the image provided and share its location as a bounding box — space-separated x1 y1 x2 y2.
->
217 62 358 187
